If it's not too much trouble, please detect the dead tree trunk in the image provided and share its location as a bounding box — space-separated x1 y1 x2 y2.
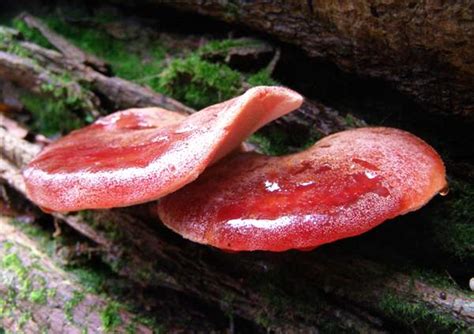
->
0 13 472 332
1 126 473 332
0 215 159 334
1 24 362 140
162 0 474 117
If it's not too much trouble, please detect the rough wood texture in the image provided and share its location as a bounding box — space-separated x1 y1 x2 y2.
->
0 130 381 333
19 12 110 74
12 13 369 133
1 14 472 332
0 216 158 334
0 36 194 116
1 27 363 137
163 0 474 116
1 126 473 332
0 50 100 116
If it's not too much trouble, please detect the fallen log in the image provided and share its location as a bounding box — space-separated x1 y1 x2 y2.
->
1 125 472 332
0 216 158 334
0 38 194 116
19 12 109 74
11 13 366 136
19 35 357 137
162 0 474 117
0 50 101 120
0 214 232 333
1 15 472 331
0 126 381 334
2 29 360 142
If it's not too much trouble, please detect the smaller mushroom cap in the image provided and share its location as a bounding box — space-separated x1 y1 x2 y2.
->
157 127 447 252
23 87 303 212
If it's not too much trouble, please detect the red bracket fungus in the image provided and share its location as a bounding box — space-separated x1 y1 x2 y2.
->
157 128 447 252
23 87 303 212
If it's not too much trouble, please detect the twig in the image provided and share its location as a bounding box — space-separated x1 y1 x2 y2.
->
19 12 109 74
266 47 280 75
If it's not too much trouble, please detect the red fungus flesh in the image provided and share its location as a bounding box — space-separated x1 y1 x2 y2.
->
157 127 447 252
23 87 303 212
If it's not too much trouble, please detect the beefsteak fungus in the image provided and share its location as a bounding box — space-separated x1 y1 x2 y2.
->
157 128 447 252
23 87 303 212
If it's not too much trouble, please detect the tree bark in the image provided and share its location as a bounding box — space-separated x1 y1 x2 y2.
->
4 13 369 137
0 216 158 334
19 38 359 135
1 126 472 332
1 14 472 332
19 12 109 74
1 29 362 140
162 0 474 117
0 50 101 117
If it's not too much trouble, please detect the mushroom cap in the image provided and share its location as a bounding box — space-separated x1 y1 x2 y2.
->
157 127 447 252
23 87 303 212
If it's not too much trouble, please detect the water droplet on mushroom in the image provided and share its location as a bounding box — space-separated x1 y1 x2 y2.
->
174 125 195 134
151 135 169 143
439 185 449 196
364 170 378 179
297 180 316 187
264 180 281 192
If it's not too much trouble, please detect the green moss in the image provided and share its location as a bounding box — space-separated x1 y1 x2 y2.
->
224 2 240 20
18 310 32 328
35 16 167 85
2 253 28 279
0 250 46 328
0 27 31 58
0 288 15 319
10 15 283 116
0 250 50 306
343 114 359 128
3 242 13 252
247 69 279 87
10 219 110 296
65 290 85 322
78 211 124 243
197 38 263 57
10 219 58 258
408 269 469 295
158 54 242 109
125 322 137 334
255 313 271 329
249 125 320 156
100 302 122 332
379 293 464 332
248 126 296 156
67 266 106 293
1 24 94 135
19 83 88 136
248 267 343 331
28 287 47 304
20 69 95 136
12 18 52 49
431 180 474 260
47 288 57 299
249 132 289 156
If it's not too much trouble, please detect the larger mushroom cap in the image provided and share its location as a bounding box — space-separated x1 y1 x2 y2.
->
23 87 303 212
157 127 447 252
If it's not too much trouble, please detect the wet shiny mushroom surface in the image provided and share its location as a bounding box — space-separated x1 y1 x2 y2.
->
23 87 303 212
157 127 447 252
